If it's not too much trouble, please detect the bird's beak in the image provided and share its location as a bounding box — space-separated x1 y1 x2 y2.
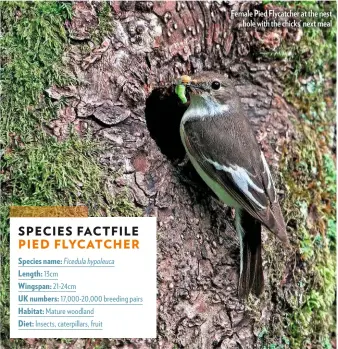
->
186 83 204 96
177 75 204 100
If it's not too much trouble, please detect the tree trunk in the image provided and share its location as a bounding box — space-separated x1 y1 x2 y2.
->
48 2 303 348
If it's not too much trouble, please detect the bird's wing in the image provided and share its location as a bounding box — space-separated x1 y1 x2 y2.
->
182 113 287 243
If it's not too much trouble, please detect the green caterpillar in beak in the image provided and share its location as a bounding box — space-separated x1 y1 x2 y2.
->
175 84 187 104
175 75 191 104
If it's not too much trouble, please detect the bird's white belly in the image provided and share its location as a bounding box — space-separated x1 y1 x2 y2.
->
180 126 241 208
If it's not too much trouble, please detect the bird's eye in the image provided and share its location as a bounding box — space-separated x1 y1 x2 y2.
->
211 81 221 90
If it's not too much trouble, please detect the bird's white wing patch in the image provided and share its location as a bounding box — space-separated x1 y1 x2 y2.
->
260 152 277 202
206 158 267 210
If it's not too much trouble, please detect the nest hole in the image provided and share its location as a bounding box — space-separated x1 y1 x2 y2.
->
145 85 214 195
145 85 187 161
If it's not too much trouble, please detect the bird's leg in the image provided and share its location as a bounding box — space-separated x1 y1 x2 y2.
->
220 203 235 219
177 154 190 167
211 198 234 217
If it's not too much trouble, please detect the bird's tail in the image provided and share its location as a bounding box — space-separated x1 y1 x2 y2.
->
235 209 264 298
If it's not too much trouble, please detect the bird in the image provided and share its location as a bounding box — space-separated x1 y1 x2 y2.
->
176 72 289 298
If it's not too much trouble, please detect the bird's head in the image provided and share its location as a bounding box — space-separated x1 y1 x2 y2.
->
176 73 241 122
181 72 237 105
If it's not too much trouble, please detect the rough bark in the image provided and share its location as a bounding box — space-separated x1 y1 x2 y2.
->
47 2 302 348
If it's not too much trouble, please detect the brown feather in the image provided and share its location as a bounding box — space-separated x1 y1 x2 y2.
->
237 209 264 298
181 73 288 244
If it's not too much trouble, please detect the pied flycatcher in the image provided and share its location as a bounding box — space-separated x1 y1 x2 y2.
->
177 72 289 297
